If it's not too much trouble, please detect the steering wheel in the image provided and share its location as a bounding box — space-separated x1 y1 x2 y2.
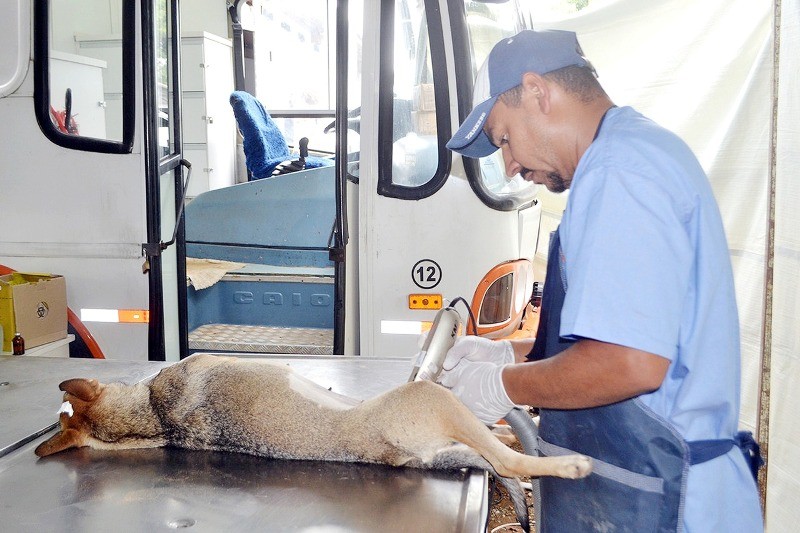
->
324 106 362 135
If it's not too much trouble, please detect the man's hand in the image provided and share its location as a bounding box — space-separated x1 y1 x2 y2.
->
438 359 517 425
413 334 514 381
442 336 515 370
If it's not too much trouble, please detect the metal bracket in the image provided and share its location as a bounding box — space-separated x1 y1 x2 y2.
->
328 246 345 263
141 159 192 274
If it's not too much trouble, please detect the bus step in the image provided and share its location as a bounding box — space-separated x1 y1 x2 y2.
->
188 323 333 355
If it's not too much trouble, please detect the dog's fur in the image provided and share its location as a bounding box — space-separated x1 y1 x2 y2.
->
35 354 591 531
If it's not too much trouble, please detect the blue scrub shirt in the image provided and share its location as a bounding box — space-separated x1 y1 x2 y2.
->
558 106 762 532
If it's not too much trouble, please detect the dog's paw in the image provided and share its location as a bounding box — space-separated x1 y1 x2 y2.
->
556 454 593 479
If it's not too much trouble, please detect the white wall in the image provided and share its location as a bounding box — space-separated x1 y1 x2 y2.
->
179 0 231 39
51 0 123 52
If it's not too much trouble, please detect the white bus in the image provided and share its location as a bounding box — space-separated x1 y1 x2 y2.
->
0 0 544 362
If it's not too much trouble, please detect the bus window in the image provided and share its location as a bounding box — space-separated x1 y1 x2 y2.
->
377 0 451 199
255 0 337 155
34 0 134 153
462 0 538 210
344 0 364 177
155 0 176 158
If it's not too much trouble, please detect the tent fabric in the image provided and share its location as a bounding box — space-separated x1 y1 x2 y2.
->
531 0 796 528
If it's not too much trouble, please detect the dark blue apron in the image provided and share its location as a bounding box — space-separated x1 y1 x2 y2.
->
528 229 759 532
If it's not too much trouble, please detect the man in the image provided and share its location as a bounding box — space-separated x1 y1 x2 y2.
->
439 30 763 532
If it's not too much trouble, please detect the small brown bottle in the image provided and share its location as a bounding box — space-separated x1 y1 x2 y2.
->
12 332 25 355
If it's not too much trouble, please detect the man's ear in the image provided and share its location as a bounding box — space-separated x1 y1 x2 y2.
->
521 72 551 114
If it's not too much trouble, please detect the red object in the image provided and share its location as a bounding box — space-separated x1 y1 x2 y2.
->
49 106 79 135
0 264 104 358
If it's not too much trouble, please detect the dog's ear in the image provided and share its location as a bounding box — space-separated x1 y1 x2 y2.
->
34 429 86 457
59 378 102 402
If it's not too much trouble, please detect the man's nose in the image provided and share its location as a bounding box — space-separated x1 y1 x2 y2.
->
502 147 522 178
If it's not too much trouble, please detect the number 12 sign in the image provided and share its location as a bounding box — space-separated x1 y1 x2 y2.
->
411 259 442 289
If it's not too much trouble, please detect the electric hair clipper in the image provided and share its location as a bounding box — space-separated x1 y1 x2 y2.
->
408 307 462 382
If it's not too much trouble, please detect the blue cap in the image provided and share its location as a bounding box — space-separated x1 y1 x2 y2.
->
447 30 591 158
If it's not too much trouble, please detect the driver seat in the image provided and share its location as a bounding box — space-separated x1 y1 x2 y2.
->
229 91 333 180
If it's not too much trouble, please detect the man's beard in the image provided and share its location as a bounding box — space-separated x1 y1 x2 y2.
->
521 168 569 193
545 171 568 193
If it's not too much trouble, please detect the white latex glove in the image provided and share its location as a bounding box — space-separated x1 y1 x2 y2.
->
442 336 515 370
439 360 517 425
412 333 513 381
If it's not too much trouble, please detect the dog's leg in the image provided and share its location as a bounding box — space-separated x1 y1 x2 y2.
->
442 397 592 480
364 381 592 480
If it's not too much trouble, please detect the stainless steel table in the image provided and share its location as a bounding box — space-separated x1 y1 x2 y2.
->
0 355 488 532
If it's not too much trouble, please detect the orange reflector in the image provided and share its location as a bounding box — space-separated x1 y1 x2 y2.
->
118 310 150 323
408 294 443 310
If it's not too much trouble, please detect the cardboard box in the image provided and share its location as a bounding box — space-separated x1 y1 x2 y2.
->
413 84 436 111
0 273 67 352
412 111 437 136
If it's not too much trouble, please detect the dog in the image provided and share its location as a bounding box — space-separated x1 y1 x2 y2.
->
35 353 592 531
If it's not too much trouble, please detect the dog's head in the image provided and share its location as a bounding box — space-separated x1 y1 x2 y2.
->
35 378 106 457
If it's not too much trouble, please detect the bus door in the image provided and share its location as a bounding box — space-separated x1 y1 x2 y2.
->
32 0 186 362
142 0 188 361
180 0 355 356
0 1 161 361
356 0 542 358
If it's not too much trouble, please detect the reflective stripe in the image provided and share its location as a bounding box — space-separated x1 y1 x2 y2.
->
80 308 150 323
380 320 424 335
538 438 665 495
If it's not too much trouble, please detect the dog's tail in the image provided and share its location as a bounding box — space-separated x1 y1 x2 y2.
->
428 445 530 533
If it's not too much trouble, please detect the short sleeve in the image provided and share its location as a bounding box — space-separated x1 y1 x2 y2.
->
559 160 693 361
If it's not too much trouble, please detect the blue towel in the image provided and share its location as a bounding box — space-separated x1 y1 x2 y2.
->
230 91 333 180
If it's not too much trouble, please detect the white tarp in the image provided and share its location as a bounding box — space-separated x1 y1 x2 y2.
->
533 0 797 529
